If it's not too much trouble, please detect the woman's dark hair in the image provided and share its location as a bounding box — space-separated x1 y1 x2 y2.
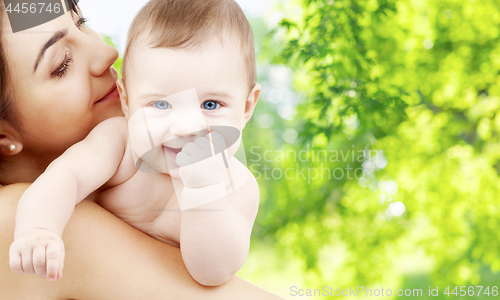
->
0 0 18 130
0 0 82 132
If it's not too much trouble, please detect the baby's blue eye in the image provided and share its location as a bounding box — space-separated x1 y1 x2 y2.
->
154 101 170 110
203 101 219 110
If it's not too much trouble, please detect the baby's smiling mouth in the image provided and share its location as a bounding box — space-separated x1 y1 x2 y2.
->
163 146 183 159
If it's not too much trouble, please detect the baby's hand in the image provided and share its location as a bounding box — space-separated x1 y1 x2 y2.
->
176 131 227 188
9 228 64 281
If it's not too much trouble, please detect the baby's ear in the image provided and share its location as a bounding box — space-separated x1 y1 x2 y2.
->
243 83 261 128
116 78 129 118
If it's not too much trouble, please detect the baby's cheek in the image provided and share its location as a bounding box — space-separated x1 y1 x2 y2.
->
146 117 172 145
128 111 155 157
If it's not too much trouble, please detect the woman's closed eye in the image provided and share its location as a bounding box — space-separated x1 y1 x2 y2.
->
50 18 87 79
202 100 221 110
51 51 72 78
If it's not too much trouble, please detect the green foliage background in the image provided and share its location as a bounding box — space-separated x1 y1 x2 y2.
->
104 0 500 297
240 0 500 298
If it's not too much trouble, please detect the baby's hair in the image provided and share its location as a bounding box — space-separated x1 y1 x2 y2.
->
122 0 256 92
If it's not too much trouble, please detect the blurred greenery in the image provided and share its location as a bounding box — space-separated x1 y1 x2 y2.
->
102 0 500 297
100 34 123 76
240 0 500 298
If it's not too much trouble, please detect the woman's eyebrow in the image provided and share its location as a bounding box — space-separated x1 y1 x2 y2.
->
33 29 68 73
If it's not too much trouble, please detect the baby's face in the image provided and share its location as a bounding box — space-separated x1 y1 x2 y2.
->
120 38 257 175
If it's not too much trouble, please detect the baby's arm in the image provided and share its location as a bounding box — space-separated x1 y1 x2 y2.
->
175 132 259 286
9 117 128 281
180 171 259 286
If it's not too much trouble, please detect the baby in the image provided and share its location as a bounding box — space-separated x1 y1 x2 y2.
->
9 0 261 286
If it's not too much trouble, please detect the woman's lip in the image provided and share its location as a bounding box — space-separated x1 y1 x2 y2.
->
95 86 119 104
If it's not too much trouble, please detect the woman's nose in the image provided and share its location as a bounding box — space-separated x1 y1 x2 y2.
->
88 41 119 77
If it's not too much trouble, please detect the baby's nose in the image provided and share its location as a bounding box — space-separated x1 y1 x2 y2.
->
169 110 207 137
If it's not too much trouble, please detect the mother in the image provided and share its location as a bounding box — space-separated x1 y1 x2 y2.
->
0 2 281 299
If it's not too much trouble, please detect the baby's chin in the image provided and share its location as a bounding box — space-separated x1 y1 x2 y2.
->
133 145 181 175
167 168 180 178
138 159 181 177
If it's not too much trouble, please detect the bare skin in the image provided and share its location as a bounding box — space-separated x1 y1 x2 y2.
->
11 36 262 284
0 183 283 299
0 6 283 299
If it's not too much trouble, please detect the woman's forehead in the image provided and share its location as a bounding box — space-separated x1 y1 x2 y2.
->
2 11 73 47
2 12 74 71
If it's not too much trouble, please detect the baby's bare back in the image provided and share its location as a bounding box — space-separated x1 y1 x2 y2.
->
94 171 182 247
92 155 251 248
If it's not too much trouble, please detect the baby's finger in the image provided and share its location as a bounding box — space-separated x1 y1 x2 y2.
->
181 142 200 156
33 245 47 279
207 131 227 153
57 258 64 280
9 247 23 275
193 136 211 150
20 249 35 275
46 242 63 281
175 152 190 166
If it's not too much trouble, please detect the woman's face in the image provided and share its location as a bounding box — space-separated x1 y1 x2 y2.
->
2 10 123 164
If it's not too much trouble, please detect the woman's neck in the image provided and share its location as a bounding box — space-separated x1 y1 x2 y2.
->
0 152 51 185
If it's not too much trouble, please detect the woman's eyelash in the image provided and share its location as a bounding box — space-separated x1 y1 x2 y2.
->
51 53 72 78
48 17 83 79
76 17 87 29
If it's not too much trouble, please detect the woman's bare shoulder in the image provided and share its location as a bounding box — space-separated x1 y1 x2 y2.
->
0 183 30 207
0 183 282 300
0 182 30 191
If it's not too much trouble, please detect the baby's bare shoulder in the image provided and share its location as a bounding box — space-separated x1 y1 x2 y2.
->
93 116 128 136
